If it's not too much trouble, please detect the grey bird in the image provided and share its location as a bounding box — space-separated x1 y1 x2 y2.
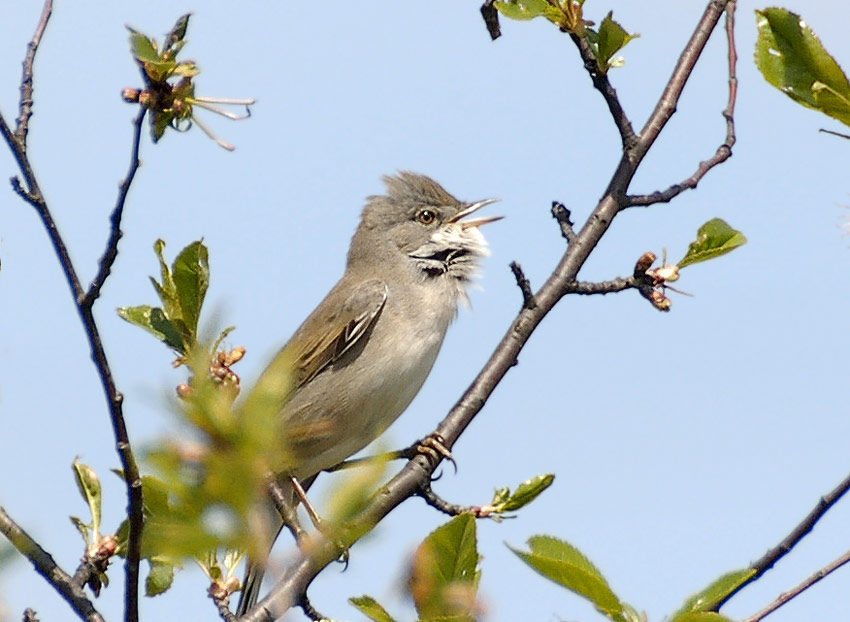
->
237 172 499 615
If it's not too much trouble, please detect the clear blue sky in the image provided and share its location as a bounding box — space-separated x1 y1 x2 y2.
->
1 2 848 621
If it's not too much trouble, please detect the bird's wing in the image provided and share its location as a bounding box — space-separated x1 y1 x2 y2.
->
292 278 388 387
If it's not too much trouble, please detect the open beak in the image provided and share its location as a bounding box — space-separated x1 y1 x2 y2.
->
448 198 503 230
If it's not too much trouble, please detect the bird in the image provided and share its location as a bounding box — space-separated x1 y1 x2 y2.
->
236 172 499 615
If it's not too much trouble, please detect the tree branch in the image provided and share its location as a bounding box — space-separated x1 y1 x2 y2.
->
509 262 536 309
0 5 145 621
15 0 52 143
551 201 577 245
0 507 104 622
711 470 850 611
239 3 733 620
741 548 850 622
568 34 637 150
627 0 738 207
83 108 146 308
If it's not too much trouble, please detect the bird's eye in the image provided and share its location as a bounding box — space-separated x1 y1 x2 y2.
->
416 209 437 225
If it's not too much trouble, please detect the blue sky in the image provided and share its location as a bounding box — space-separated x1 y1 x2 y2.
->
1 2 848 621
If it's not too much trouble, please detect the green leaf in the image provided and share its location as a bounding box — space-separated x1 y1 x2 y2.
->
163 14 192 57
755 9 850 126
152 239 178 313
494 0 563 23
672 614 735 622
70 516 91 545
349 595 398 622
587 12 639 73
127 29 160 64
117 305 186 353
172 241 209 341
674 568 755 615
72 460 102 540
495 474 555 512
678 219 746 268
510 535 633 622
410 514 480 620
145 559 176 596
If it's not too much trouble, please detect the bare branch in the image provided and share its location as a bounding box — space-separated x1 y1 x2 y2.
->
565 276 636 295
509 262 536 309
480 0 501 40
712 471 850 611
741 548 850 622
83 108 147 308
569 35 637 150
0 507 105 622
627 0 738 207
551 201 578 244
0 6 145 621
16 0 53 143
416 483 500 519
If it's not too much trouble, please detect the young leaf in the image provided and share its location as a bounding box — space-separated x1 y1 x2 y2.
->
72 460 103 540
349 595 398 622
117 305 187 353
672 613 735 622
492 474 555 512
674 568 755 616
678 219 746 268
163 14 192 58
587 12 639 73
510 535 635 622
409 513 480 620
755 9 850 127
152 239 179 315
493 0 555 21
127 29 160 64
145 559 176 596
172 240 209 340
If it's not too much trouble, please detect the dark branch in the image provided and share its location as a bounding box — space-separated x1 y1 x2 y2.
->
565 276 636 295
23 609 40 622
0 5 145 621
83 108 146 308
0 507 104 622
741 548 850 622
509 262 536 309
15 0 52 143
416 483 499 519
240 3 733 620
568 34 637 150
712 470 850 611
551 201 577 244
626 0 738 207
480 0 501 40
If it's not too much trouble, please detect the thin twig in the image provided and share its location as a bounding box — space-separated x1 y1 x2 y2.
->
416 483 498 519
241 3 734 620
83 108 146 308
551 201 578 245
565 276 636 295
509 262 536 309
0 5 145 621
568 34 637 150
712 470 850 611
480 0 501 40
626 0 738 207
0 507 105 622
15 0 52 143
741 548 850 622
